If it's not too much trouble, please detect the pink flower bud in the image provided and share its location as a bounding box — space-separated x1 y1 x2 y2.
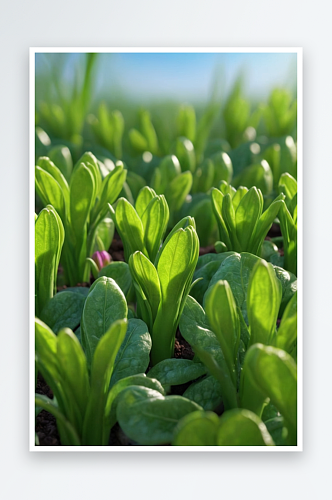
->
92 251 112 271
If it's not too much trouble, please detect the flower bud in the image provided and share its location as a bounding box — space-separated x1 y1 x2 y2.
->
92 250 111 271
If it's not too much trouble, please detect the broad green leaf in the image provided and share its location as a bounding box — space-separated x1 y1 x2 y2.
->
175 137 195 173
35 206 64 315
249 194 285 254
240 344 297 445
210 151 233 185
152 155 181 194
211 188 232 250
37 157 70 208
39 291 86 334
35 319 68 415
141 195 169 262
129 251 161 323
93 216 115 253
81 277 128 366
135 186 156 219
115 197 147 261
164 170 193 214
82 319 127 445
235 187 262 249
278 172 297 201
204 280 240 385
233 160 273 195
152 226 199 364
173 410 219 446
206 253 260 322
92 164 126 221
73 152 101 201
35 166 66 221
117 386 202 445
98 261 132 297
179 296 238 410
232 186 249 212
56 328 90 434
104 375 165 431
222 194 240 250
148 359 207 387
154 215 196 267
110 319 152 387
247 260 282 347
69 162 95 239
217 409 275 446
182 376 223 411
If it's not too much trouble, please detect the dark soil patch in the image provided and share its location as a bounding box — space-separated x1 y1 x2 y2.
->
109 231 125 262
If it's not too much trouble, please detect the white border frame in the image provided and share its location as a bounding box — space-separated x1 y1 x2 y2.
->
30 47 302 452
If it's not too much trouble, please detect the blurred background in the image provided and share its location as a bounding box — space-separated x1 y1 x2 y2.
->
35 51 298 248
36 52 297 105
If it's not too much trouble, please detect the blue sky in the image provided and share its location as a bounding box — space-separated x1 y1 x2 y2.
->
36 52 297 103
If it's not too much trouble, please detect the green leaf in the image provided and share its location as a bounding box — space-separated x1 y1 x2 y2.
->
37 157 70 208
56 328 90 434
91 163 126 221
173 410 219 446
135 186 156 219
217 409 275 446
210 151 233 185
204 280 240 385
115 197 147 261
35 205 64 315
175 137 196 173
152 155 181 194
110 319 152 387
182 376 223 411
211 188 232 250
148 359 207 387
129 251 161 327
247 260 282 347
152 226 199 364
98 261 132 297
35 166 66 221
179 296 238 410
164 170 193 216
104 374 165 431
39 291 86 334
249 193 285 254
116 386 202 445
141 195 169 262
206 253 260 322
81 277 128 366
235 187 262 249
191 252 235 305
69 162 95 237
233 160 273 195
240 344 297 445
82 319 127 445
